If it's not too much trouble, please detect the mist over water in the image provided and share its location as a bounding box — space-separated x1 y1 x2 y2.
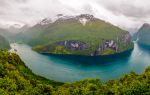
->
10 42 150 82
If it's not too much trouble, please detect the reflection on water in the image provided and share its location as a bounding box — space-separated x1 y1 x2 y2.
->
10 42 150 82
42 49 132 66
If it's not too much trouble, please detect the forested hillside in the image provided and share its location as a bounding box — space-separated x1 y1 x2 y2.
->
17 14 133 56
0 50 150 95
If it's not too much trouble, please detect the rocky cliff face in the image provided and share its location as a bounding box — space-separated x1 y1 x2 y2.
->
91 32 132 56
92 40 118 56
34 32 133 56
56 40 89 51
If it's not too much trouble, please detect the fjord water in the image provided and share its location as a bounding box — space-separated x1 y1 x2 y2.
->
11 42 150 82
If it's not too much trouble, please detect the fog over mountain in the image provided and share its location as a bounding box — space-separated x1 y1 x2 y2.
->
0 0 150 31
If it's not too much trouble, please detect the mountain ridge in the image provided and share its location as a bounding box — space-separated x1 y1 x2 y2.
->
15 14 133 56
133 23 150 46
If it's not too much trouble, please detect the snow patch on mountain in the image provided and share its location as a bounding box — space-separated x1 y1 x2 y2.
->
79 18 89 26
39 18 52 25
38 14 94 26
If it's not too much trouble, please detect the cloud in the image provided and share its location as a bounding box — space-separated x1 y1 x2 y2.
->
98 0 150 18
0 0 150 31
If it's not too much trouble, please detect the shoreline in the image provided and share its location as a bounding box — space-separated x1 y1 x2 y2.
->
40 48 133 64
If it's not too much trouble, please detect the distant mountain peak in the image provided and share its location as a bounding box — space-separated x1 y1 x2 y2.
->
37 14 95 27
134 22 150 46
77 14 94 19
138 23 150 32
77 14 94 26
39 18 52 25
54 14 94 26
142 23 150 28
56 15 75 21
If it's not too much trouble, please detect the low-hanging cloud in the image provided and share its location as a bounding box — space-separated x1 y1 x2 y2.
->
0 0 150 31
98 0 150 18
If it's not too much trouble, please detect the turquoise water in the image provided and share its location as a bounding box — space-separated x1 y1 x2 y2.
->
11 42 150 82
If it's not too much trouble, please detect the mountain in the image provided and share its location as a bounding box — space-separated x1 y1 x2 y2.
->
8 24 29 33
1 50 150 94
134 23 150 45
14 23 49 43
4 25 30 42
17 14 133 56
0 28 13 40
0 35 10 49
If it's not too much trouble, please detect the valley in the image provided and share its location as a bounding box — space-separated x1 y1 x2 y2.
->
9 41 150 82
0 13 150 94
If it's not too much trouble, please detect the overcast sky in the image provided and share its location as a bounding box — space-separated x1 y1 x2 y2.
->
0 0 150 31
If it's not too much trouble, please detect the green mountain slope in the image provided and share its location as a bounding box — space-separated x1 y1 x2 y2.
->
135 23 150 46
0 35 10 49
0 50 150 94
14 24 49 43
0 28 15 41
18 14 133 56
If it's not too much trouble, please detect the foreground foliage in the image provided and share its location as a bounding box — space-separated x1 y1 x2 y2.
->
0 50 150 95
0 50 62 95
